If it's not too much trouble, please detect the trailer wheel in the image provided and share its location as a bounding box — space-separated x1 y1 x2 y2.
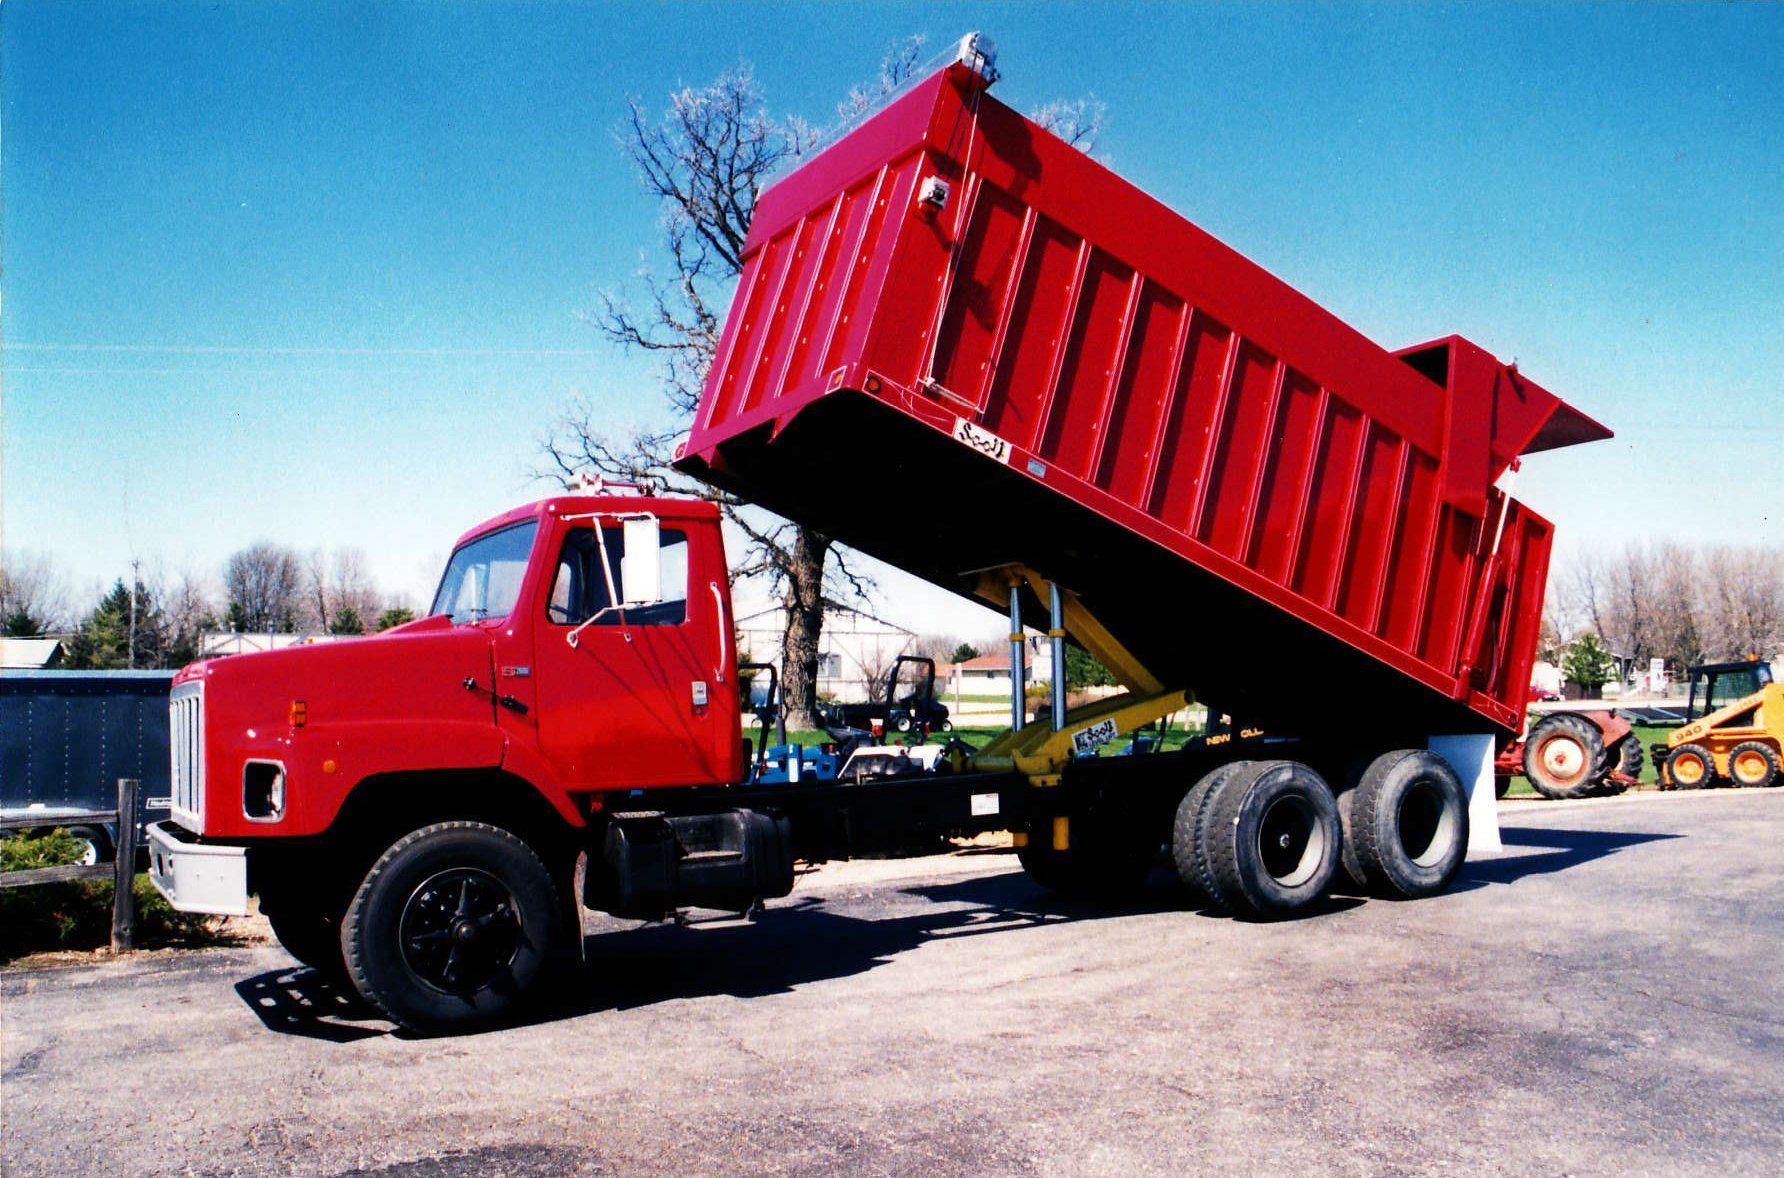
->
1664 744 1715 789
342 822 563 1033
1521 713 1607 799
1338 751 1468 900
1203 761 1340 919
1728 742 1781 788
63 825 111 866
1171 761 1253 905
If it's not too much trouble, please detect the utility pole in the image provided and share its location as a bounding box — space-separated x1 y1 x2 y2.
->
128 557 140 669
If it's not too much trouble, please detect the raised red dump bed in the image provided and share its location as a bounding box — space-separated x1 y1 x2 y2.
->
678 60 1609 742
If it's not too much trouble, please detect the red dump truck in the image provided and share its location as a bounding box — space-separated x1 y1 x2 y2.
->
148 39 1608 1031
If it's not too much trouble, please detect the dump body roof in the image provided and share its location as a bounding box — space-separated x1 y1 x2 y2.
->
679 63 1608 741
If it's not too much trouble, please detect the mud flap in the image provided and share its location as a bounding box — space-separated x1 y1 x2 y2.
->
1428 734 1502 855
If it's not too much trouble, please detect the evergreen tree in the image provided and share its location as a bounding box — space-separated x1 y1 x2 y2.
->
376 607 415 631
1562 632 1618 693
3 608 45 637
65 580 173 669
329 607 365 636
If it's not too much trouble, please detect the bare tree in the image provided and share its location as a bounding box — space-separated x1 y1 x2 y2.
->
1031 96 1108 156
303 547 381 632
224 542 302 633
547 41 1106 728
836 35 929 122
1650 542 1706 670
1702 546 1784 659
543 61 845 729
0 550 71 634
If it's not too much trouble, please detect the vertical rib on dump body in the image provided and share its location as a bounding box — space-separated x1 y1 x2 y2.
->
677 61 1610 742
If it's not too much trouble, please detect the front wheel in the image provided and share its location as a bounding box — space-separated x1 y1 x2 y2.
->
265 903 348 980
342 822 564 1033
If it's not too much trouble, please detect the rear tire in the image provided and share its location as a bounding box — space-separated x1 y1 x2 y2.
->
1171 761 1253 905
1203 761 1341 919
1728 742 1781 789
1338 750 1469 899
342 822 564 1033
1522 713 1608 799
1664 744 1715 790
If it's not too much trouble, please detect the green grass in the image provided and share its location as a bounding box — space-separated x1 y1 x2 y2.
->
0 829 239 964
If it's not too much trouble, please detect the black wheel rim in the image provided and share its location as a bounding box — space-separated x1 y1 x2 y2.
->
398 868 522 996
1257 794 1322 886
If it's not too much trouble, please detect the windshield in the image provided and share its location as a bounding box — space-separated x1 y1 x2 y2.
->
430 521 538 623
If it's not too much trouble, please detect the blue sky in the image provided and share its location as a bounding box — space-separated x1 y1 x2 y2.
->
4 1 1779 637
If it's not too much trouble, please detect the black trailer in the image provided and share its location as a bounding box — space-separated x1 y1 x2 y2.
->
0 670 175 862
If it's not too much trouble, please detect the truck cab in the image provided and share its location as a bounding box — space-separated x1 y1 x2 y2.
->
147 492 769 1028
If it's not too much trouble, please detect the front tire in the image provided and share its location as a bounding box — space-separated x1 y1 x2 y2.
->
1665 744 1715 790
342 822 563 1033
265 903 348 980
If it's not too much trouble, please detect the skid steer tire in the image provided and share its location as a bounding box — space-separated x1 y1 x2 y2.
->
1665 744 1715 790
1728 742 1781 789
1171 761 1253 906
1522 713 1608 800
342 822 563 1034
1339 750 1469 900
1204 761 1340 920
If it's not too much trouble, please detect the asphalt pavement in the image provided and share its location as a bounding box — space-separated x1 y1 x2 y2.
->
5 790 1784 1176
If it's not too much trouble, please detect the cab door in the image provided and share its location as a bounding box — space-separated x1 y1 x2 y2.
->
531 516 738 791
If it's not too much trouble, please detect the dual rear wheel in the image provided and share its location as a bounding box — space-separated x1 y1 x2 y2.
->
1163 751 1468 918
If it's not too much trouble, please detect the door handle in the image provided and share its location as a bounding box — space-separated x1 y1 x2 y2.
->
709 581 729 684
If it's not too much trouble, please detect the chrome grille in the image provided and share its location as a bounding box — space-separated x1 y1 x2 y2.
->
169 682 205 831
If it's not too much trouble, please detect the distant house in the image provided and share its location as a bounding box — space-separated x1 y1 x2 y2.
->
735 605 916 703
944 638 1056 698
0 637 65 669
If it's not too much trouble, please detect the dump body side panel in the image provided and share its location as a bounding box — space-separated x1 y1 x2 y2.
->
681 65 1603 741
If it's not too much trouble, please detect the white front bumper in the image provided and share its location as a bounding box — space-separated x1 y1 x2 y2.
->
147 820 249 917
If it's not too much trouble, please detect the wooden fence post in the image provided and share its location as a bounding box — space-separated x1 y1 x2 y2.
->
112 778 140 953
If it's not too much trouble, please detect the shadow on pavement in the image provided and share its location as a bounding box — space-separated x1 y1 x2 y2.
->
237 829 1644 1040
234 966 385 1042
1452 825 1679 893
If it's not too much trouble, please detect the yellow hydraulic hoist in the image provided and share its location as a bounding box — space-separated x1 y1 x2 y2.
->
960 566 1191 848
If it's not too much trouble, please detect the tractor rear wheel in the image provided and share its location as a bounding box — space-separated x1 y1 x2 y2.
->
1728 742 1781 789
1664 744 1715 790
1522 713 1608 800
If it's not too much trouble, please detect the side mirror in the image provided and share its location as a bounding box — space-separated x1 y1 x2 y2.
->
620 517 662 606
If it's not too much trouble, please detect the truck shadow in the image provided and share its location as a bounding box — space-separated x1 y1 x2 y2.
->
236 826 1668 1040
1448 825 1679 893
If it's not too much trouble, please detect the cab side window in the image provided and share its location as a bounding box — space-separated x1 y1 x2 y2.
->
547 526 688 627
